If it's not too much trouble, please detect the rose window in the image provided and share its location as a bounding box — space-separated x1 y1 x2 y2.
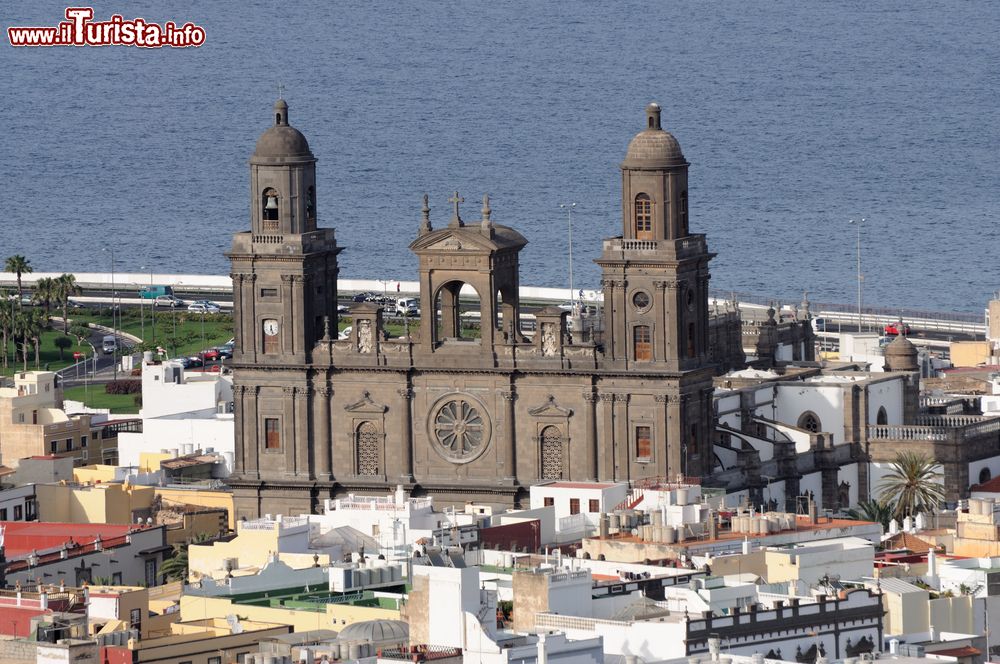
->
433 398 486 461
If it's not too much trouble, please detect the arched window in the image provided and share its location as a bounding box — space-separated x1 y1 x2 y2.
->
634 194 652 240
634 325 652 361
262 188 279 229
877 407 888 425
540 426 563 480
979 467 992 486
355 422 380 476
679 191 689 236
798 411 821 433
687 322 696 358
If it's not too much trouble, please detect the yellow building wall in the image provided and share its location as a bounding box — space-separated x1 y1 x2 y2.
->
178 595 399 633
950 341 990 368
35 483 154 524
155 488 236 530
139 451 173 473
73 465 120 483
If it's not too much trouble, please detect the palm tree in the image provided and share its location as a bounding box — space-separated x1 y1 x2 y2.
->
845 499 893 531
12 311 31 370
4 255 33 308
30 309 48 368
876 451 947 519
33 277 58 317
54 274 81 335
159 533 212 583
0 298 12 369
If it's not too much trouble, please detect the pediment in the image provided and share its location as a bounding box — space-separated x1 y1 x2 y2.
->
528 395 573 418
409 227 499 253
344 391 388 414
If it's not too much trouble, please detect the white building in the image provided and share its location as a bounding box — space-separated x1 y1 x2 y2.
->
116 359 235 475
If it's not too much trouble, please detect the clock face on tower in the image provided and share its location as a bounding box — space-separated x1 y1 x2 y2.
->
263 319 279 336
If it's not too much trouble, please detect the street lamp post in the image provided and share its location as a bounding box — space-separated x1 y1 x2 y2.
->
560 203 577 306
102 247 118 381
848 218 866 333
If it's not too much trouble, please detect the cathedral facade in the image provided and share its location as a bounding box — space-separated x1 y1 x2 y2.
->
227 100 745 519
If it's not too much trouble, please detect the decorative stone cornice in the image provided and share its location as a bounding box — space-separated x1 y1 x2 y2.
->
397 388 413 400
582 392 599 404
599 394 616 403
500 390 517 402
282 386 296 395
614 394 630 403
280 274 295 283
317 386 332 397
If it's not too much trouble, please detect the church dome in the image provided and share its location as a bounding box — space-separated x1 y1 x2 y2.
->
622 103 686 168
253 99 313 160
883 334 919 372
336 619 409 644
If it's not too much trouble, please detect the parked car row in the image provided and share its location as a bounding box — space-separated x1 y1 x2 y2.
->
171 342 234 369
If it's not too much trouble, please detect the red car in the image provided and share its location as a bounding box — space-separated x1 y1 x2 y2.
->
201 348 220 361
884 322 912 336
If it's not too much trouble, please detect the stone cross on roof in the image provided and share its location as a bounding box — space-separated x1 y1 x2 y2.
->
277 82 285 99
449 191 464 227
481 193 494 237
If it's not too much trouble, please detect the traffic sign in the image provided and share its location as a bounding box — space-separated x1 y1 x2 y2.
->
73 352 84 360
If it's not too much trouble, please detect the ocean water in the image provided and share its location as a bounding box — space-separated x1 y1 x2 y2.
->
2 1 998 312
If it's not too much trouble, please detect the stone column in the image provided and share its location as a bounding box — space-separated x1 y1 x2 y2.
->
653 280 668 362
501 390 517 482
232 384 247 476
246 386 260 478
664 280 680 368
280 275 294 354
242 274 258 362
291 275 306 355
599 394 615 480
282 386 296 477
583 392 598 481
655 394 669 479
614 394 630 481
398 387 414 482
314 386 332 480
230 274 244 350
296 386 312 479
667 394 683 478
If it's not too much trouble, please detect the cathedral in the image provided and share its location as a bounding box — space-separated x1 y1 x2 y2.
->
226 100 748 518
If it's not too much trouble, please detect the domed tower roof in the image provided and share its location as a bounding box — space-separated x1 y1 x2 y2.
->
252 99 313 162
622 103 686 168
883 333 919 372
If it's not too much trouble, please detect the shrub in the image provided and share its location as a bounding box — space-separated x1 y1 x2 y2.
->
105 380 142 395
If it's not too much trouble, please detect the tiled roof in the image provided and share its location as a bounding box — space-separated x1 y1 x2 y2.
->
971 475 1000 493
882 532 934 554
0 522 136 556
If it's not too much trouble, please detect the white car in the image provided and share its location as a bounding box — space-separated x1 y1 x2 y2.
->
188 302 221 314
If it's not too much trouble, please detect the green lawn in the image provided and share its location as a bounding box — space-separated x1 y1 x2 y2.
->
1 327 93 377
69 309 234 358
63 384 140 414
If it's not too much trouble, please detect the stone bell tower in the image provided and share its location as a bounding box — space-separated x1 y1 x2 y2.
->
227 99 341 518
597 103 715 372
596 103 717 478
